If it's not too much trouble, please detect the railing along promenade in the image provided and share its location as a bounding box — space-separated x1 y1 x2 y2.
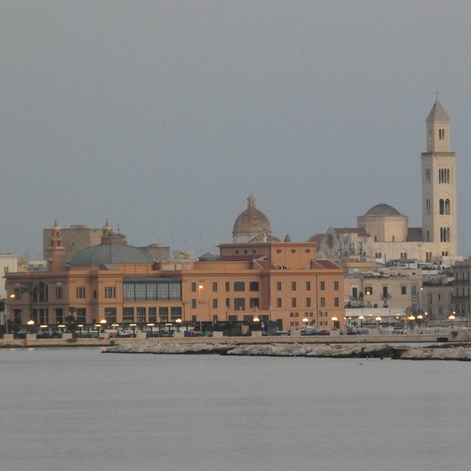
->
0 327 468 348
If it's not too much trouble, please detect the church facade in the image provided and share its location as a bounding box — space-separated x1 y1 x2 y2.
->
311 100 459 266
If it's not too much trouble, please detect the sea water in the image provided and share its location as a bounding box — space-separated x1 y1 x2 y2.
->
0 348 469 471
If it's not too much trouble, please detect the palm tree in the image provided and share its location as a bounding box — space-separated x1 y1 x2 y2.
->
20 281 40 323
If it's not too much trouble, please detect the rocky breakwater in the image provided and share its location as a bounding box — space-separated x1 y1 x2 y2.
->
103 342 471 360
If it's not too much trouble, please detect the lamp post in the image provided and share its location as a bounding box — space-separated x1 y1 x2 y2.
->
449 314 455 328
408 315 415 329
332 317 338 330
417 314 423 328
302 317 308 331
359 315 364 327
27 319 35 334
376 316 381 329
175 318 182 332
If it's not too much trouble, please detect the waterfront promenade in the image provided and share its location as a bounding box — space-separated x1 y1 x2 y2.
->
0 327 467 348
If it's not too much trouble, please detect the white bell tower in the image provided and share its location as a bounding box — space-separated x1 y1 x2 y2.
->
421 100 457 259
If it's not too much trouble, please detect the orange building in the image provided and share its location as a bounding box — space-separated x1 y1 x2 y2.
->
5 199 344 332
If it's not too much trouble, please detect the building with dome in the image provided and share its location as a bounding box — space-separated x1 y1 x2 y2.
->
310 100 459 267
232 194 280 243
6 211 345 331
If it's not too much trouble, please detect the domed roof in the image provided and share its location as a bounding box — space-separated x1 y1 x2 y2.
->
70 242 155 265
364 203 402 217
233 195 272 236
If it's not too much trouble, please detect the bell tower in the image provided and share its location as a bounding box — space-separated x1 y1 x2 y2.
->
421 99 457 259
46 220 66 271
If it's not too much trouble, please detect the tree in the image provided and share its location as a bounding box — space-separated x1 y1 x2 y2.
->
66 307 78 333
20 281 40 322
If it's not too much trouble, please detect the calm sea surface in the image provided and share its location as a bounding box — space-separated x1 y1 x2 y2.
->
0 347 470 471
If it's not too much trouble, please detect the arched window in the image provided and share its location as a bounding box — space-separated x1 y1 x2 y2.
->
445 199 450 215
439 199 444 215
426 230 430 242
439 129 445 140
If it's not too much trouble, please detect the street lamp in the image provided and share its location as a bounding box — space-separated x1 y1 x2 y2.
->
376 316 381 329
176 318 182 332
332 317 338 330
449 314 455 328
27 319 35 334
417 314 423 328
302 317 308 331
359 315 364 327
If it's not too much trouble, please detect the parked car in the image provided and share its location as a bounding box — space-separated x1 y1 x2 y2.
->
319 330 330 336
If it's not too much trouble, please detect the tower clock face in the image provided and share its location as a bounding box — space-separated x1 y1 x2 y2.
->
327 234 334 248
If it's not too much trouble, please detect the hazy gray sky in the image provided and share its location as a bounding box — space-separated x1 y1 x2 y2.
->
2 1 471 258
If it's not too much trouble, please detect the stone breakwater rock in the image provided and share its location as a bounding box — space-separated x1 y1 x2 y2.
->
400 346 471 360
103 342 471 360
103 343 233 355
226 343 398 358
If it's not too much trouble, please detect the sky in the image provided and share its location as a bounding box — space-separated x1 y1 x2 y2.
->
2 1 471 259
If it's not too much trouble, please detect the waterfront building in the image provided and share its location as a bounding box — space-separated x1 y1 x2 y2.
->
311 100 459 266
451 259 471 322
6 206 344 331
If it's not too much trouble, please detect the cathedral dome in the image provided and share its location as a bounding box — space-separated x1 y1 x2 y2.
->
364 203 402 217
69 228 154 265
70 243 155 265
233 195 272 242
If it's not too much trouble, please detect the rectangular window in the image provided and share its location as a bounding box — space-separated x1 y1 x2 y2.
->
55 308 64 323
277 298 282 308
213 299 218 309
212 282 218 292
427 294 432 304
159 307 168 322
123 307 134 323
306 281 311 291
191 282 197 292
137 307 146 323
249 281 259 291
320 297 325 307
334 297 339 307
291 281 297 290
191 299 196 309
76 308 86 324
334 281 339 291
365 286 372 295
412 285 417 296
76 287 85 299
105 308 117 324
226 298 230 308
234 282 245 292
148 307 157 323
306 298 311 308
228 315 238 322
292 298 297 308
320 281 325 291
234 298 245 311
249 298 259 308
243 315 253 322
225 282 230 292
170 307 182 319
56 286 63 299
277 282 282 291
104 287 116 298
213 315 218 322
401 286 407 295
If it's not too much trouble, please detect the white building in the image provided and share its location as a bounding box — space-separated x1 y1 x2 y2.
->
311 100 459 267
